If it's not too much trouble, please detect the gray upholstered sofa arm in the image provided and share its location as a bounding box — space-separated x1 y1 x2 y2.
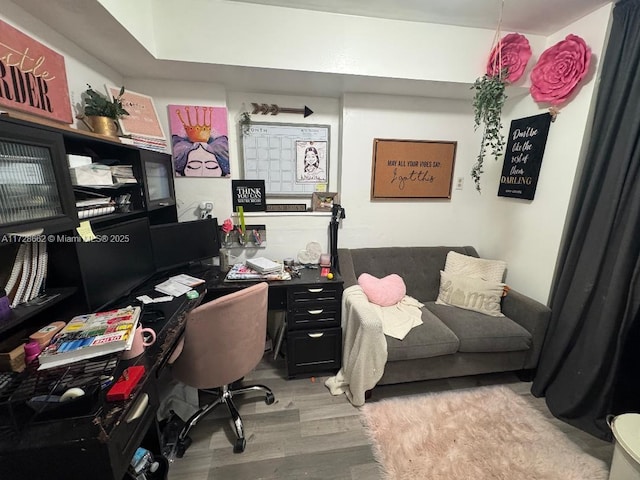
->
337 248 358 288
501 289 551 369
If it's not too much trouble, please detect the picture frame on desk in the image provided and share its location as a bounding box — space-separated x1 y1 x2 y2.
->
311 192 339 212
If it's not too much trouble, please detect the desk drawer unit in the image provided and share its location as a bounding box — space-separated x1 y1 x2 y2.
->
285 282 343 377
287 327 342 377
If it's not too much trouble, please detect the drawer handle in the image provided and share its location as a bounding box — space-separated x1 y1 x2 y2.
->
126 393 149 423
307 309 324 315
307 288 324 293
307 332 324 338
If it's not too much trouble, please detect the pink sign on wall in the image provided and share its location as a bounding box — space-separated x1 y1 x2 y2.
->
0 19 72 124
107 86 165 140
168 104 230 177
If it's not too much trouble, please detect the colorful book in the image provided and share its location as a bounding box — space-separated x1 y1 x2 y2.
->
37 306 141 370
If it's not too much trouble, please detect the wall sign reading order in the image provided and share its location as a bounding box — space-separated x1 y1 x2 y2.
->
371 139 457 199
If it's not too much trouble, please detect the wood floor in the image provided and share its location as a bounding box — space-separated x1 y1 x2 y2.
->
167 355 614 480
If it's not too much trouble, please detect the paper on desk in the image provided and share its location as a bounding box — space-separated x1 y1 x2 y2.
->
155 279 192 297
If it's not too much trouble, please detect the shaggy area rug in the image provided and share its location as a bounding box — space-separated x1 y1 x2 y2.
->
360 386 609 480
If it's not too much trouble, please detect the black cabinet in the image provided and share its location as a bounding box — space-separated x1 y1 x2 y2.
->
286 281 343 377
0 120 78 236
0 115 177 340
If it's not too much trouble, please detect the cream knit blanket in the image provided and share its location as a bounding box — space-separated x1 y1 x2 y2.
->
325 285 423 406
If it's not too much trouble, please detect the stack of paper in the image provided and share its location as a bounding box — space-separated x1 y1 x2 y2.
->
245 257 281 274
154 274 205 297
110 165 137 184
3 240 48 307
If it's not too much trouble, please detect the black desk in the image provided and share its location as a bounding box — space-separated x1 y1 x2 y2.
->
0 265 343 479
197 266 344 377
0 289 203 480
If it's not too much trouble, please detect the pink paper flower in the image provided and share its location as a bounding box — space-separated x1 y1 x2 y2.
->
530 34 591 106
486 33 532 83
221 218 233 233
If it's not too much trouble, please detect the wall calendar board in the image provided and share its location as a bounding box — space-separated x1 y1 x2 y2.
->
242 122 330 196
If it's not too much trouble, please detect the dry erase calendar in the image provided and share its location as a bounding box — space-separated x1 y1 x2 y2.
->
242 122 330 196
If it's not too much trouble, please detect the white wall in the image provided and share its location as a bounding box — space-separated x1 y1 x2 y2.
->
339 93 484 247
147 0 546 86
0 0 614 303
122 81 343 262
475 4 613 303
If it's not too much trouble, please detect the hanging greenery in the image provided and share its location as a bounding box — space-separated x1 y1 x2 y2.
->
239 111 251 136
471 31 532 193
470 72 508 193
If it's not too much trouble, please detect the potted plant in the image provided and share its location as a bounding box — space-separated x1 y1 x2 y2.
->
79 84 129 137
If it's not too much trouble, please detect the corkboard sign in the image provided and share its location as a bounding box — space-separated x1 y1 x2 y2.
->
371 139 457 199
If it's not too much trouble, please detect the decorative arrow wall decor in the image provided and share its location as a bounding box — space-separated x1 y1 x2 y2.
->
251 102 314 118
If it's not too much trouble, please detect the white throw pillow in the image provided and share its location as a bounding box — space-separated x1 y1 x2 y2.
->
436 270 505 317
444 251 507 283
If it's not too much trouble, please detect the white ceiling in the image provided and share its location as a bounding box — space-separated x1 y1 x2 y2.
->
12 0 614 97
227 0 613 35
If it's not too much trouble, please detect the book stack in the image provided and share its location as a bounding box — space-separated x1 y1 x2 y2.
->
245 257 282 274
110 165 137 184
76 197 115 219
3 240 48 308
37 306 141 370
122 135 168 153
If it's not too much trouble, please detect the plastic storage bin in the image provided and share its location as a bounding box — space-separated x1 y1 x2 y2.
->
609 413 640 480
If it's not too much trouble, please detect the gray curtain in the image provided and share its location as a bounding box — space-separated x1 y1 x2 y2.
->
531 0 640 440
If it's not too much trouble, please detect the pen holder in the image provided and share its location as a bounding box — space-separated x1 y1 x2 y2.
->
122 326 156 359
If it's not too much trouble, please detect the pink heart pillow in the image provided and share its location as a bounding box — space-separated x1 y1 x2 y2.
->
358 273 406 306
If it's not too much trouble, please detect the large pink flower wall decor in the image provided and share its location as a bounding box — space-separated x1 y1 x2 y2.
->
486 33 532 83
530 34 591 106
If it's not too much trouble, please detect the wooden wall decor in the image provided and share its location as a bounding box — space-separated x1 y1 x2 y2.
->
0 19 72 124
371 139 457 199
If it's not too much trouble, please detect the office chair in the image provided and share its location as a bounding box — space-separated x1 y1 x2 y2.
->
168 282 274 455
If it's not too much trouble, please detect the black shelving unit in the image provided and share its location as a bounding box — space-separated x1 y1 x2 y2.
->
0 288 76 338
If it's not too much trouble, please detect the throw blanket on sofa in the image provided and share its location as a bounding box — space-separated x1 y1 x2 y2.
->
325 286 423 406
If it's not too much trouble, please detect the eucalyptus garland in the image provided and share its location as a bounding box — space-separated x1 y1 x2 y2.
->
239 111 251 136
471 72 508 193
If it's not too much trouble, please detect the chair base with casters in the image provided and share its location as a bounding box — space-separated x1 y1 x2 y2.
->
168 282 273 457
174 382 275 457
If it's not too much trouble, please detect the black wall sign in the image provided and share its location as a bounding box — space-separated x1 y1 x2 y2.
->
232 179 266 212
498 113 552 200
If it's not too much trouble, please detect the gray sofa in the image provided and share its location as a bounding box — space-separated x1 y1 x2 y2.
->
337 246 551 386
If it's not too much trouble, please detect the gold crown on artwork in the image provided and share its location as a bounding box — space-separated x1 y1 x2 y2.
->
176 106 213 143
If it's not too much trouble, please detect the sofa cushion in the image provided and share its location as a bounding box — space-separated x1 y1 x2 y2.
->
358 273 406 306
386 307 459 361
342 246 480 301
444 251 507 282
436 270 505 317
425 301 532 353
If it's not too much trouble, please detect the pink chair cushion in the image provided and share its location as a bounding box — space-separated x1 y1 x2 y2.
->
358 273 406 306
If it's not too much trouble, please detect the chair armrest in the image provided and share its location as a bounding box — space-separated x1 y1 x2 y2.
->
502 289 551 369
